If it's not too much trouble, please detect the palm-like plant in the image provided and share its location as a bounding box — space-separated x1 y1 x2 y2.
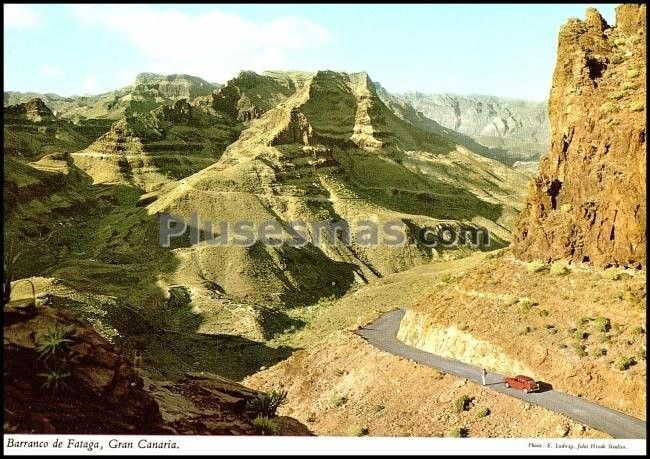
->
38 369 71 393
35 325 76 360
246 390 288 418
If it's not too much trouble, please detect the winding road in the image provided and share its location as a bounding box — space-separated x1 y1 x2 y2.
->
356 309 647 439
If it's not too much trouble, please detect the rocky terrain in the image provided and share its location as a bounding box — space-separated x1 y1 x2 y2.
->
513 4 647 269
398 252 646 419
398 92 549 165
3 297 310 435
3 4 645 439
4 298 165 434
245 331 606 438
391 4 647 424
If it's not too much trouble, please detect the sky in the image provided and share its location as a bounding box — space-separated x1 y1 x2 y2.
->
4 4 617 101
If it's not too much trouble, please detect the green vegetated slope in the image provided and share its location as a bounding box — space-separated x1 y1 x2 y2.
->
147 70 528 335
5 70 529 380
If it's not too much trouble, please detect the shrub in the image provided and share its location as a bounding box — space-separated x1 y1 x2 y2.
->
603 268 624 281
631 326 645 335
252 416 278 435
476 407 490 419
627 68 640 78
574 329 589 340
373 404 385 413
526 260 547 273
518 297 536 313
348 425 369 436
614 37 626 46
550 262 569 276
598 102 617 113
246 390 288 418
517 325 531 336
38 369 71 393
610 54 625 65
573 343 587 357
167 285 191 309
36 325 76 360
329 394 348 408
608 91 625 100
622 81 638 90
614 356 635 371
454 395 472 412
593 348 607 357
450 427 468 438
593 317 611 333
440 273 454 283
539 309 550 317
630 102 644 112
560 203 573 213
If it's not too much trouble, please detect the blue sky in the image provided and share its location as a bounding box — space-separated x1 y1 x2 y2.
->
4 4 617 100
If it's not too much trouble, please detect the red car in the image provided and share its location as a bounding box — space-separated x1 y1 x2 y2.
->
504 375 539 393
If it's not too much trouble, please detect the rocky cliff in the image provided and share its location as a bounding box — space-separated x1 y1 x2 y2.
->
512 4 646 269
398 92 549 164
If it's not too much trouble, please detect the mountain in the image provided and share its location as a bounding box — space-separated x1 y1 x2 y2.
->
5 73 220 122
397 92 550 165
4 98 108 160
512 4 646 269
71 98 241 191
4 68 529 398
145 70 528 314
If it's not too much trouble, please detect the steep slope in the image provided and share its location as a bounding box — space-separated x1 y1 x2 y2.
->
399 92 549 164
71 99 241 191
512 4 647 269
147 70 528 316
202 70 312 121
395 5 647 421
4 98 108 160
4 299 310 435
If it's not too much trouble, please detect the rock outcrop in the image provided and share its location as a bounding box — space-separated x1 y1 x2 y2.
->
4 98 55 123
3 299 312 435
512 4 646 269
4 300 166 434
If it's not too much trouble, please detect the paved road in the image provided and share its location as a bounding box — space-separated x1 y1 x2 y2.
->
356 309 647 439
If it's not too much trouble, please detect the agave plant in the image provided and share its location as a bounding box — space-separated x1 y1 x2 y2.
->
38 369 71 393
246 390 288 418
35 325 76 360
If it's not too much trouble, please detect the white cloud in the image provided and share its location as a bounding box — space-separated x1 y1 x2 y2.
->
4 4 41 29
82 76 98 95
67 5 331 83
40 65 64 77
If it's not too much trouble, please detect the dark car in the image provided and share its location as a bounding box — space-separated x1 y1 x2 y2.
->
504 375 539 393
